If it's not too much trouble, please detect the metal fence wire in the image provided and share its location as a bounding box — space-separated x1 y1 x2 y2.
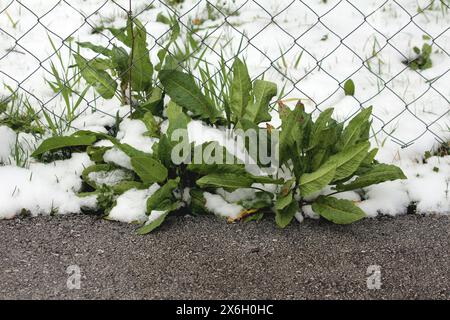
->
0 0 449 152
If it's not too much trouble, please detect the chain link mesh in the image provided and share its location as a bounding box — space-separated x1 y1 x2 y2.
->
0 0 449 151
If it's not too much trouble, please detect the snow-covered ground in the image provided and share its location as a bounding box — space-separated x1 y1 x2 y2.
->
0 0 449 220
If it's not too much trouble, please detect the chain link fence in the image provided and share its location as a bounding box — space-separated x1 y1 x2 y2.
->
0 0 449 154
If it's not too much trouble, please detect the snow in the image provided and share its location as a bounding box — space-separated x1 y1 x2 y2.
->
99 118 158 170
88 169 132 186
204 192 243 219
116 119 157 153
0 0 449 221
405 157 450 214
108 184 160 223
103 148 132 170
0 126 16 163
0 153 92 218
216 188 256 203
294 211 304 224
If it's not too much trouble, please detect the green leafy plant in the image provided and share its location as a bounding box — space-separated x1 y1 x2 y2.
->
275 101 406 226
74 17 153 105
32 15 407 234
0 87 45 136
404 43 433 71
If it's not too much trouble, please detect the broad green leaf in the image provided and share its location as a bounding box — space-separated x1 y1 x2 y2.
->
312 196 366 224
275 190 293 211
153 134 173 167
230 58 252 121
147 178 179 212
310 147 328 172
106 19 133 47
74 54 117 99
166 101 190 137
115 142 151 159
137 211 170 235
134 87 164 117
32 134 96 157
308 108 334 149
252 175 284 184
244 80 277 124
196 173 255 190
129 19 153 92
336 164 406 192
359 119 372 142
89 58 113 71
196 172 282 190
344 79 355 96
338 106 372 150
112 181 147 195
159 69 220 121
275 200 298 228
188 163 247 176
299 162 336 196
325 141 370 181
276 179 295 211
131 156 168 183
278 102 310 165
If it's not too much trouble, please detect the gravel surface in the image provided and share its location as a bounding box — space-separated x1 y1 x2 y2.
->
0 214 449 300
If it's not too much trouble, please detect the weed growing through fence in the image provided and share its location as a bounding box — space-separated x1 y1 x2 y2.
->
0 12 408 233
31 14 407 233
